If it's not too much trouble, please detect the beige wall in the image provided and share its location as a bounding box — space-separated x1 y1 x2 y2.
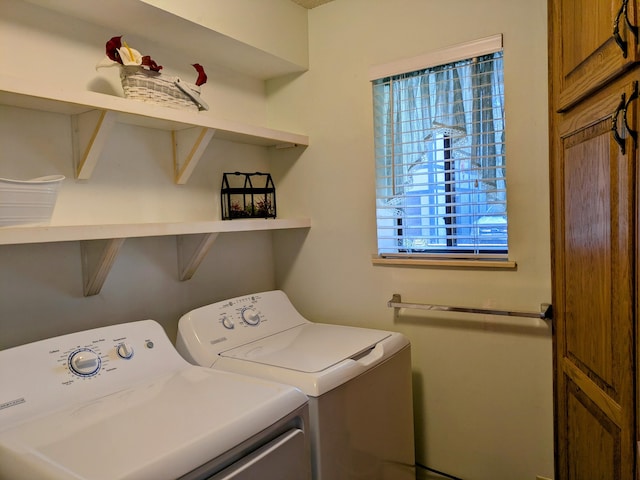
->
269 1 553 479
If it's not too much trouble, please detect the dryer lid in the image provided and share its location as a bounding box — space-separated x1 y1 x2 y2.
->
219 323 391 373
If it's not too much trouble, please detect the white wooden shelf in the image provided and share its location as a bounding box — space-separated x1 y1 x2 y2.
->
20 0 308 80
0 218 311 296
0 218 311 245
0 75 311 295
0 75 309 184
0 2 312 297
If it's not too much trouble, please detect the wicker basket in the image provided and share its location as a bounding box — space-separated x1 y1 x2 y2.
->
120 66 202 112
0 175 65 226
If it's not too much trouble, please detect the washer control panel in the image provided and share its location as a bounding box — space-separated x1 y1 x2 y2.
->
0 320 187 426
177 290 310 361
214 295 271 331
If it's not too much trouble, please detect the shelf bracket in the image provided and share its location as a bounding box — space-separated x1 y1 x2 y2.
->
177 233 220 281
173 127 215 184
71 109 117 180
80 238 126 296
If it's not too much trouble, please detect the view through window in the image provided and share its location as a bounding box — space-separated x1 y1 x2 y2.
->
372 39 506 259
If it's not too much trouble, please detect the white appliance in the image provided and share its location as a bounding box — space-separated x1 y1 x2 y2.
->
176 290 416 480
0 320 311 480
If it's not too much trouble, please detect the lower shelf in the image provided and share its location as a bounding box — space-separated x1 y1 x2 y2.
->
0 218 311 245
0 218 311 296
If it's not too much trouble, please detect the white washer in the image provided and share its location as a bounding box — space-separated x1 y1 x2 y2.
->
176 290 416 480
0 319 311 480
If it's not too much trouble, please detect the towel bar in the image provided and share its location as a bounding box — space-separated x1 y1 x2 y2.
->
387 294 553 320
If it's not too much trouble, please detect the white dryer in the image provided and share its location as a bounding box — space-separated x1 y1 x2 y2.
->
176 290 416 480
0 320 311 480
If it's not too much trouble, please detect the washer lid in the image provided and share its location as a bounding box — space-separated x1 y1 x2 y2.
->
220 323 391 373
0 367 307 480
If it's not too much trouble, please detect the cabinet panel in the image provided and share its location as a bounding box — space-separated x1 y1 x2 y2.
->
563 126 614 395
565 380 619 480
551 0 639 111
552 76 637 479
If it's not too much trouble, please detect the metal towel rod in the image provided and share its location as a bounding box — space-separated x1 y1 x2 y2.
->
388 294 553 321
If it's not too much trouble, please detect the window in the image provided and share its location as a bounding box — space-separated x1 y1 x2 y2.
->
371 35 506 259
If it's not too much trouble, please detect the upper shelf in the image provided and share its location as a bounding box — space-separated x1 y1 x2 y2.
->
0 75 309 147
0 75 309 184
19 0 309 80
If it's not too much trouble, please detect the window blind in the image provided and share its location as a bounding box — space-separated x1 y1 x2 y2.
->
372 42 506 259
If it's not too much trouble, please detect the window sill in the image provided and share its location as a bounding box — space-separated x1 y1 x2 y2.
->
371 254 517 270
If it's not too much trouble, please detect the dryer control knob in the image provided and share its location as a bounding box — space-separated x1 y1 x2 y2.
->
69 349 101 376
117 343 134 359
242 308 261 326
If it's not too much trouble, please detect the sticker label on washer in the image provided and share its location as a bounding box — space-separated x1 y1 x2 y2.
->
0 397 25 411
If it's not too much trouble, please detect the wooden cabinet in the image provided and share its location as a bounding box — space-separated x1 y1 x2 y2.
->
551 0 639 111
552 75 637 479
549 0 639 478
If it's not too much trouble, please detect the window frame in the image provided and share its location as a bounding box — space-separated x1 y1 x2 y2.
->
370 34 510 265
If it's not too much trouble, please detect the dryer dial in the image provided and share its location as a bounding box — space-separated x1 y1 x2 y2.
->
116 343 134 359
68 348 101 376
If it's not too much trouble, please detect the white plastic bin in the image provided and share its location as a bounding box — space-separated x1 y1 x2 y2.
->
0 175 65 226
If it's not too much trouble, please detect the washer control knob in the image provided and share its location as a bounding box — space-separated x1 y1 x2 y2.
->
69 349 101 376
221 316 235 329
242 308 261 326
117 343 134 359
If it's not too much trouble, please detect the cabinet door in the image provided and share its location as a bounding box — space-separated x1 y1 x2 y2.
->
551 0 639 111
551 76 638 479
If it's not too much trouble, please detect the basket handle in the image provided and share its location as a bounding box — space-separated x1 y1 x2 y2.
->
174 79 209 111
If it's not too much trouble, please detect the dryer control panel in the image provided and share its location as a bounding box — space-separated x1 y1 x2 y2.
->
176 290 309 366
0 320 187 426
